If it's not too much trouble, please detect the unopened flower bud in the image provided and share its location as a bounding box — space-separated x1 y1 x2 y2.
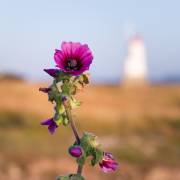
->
39 87 51 93
69 146 82 158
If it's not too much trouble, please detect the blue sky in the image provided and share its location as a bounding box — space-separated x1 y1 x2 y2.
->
0 0 180 82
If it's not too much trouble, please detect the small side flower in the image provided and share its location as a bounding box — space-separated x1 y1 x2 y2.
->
99 152 119 173
41 118 58 134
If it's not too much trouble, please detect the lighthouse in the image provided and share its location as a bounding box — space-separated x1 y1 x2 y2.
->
123 35 148 85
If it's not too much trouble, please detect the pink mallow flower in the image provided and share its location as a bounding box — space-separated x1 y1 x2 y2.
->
41 118 58 134
99 152 118 173
54 42 93 76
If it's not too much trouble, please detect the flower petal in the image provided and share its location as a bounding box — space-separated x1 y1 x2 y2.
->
71 42 82 57
44 69 59 77
41 118 53 125
61 42 72 58
76 44 90 58
48 122 58 134
54 49 65 67
99 152 119 173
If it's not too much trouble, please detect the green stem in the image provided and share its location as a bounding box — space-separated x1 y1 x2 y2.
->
63 101 83 175
77 165 83 175
63 101 80 144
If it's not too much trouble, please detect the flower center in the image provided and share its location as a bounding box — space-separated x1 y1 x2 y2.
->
66 59 79 70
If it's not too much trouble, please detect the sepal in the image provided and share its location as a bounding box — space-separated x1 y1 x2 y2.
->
91 148 103 166
69 97 81 109
75 132 103 167
76 154 86 166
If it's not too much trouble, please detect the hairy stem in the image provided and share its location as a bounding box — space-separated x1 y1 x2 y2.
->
77 165 83 175
63 101 80 144
63 100 83 175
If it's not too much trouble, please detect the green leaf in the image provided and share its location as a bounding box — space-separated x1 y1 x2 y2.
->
69 97 81 109
76 154 86 166
69 174 85 180
48 90 56 102
54 115 63 126
62 116 69 126
56 176 70 180
91 149 103 166
78 132 103 166
56 71 71 82
81 132 100 149
61 81 71 95
59 104 65 114
56 174 85 180
48 83 60 102
80 133 92 154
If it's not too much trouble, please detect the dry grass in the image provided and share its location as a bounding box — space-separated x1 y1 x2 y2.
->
1 81 180 121
0 80 180 180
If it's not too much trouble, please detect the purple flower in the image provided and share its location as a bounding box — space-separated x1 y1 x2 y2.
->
69 146 82 158
41 118 58 134
99 152 118 173
54 42 93 76
44 69 60 77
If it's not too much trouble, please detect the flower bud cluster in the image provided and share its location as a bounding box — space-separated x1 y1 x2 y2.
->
40 70 90 134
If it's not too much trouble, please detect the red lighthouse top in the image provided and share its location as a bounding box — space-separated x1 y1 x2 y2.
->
129 34 143 44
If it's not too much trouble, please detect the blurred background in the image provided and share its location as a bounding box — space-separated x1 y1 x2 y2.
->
0 0 180 179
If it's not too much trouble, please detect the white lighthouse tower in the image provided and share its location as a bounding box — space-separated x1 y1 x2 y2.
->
123 35 148 85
